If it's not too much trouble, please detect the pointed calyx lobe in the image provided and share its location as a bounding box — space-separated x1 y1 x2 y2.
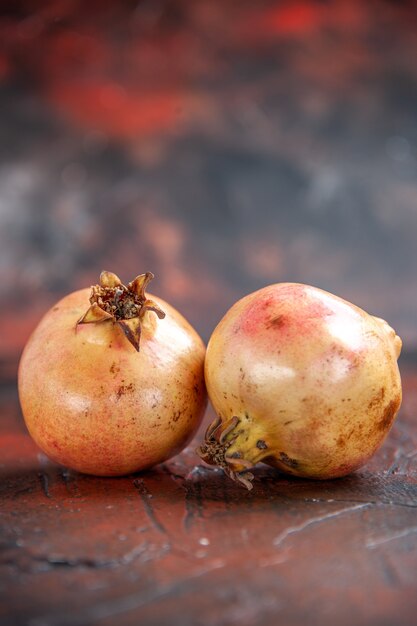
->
77 271 165 351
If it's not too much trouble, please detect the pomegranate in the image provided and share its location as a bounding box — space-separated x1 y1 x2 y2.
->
198 283 402 489
18 271 207 476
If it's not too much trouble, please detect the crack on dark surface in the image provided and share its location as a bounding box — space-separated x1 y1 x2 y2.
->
183 481 204 531
159 464 203 531
38 472 51 499
301 497 417 509
366 525 417 549
272 503 371 547
133 478 168 535
36 555 117 570
181 467 206 531
0 541 169 573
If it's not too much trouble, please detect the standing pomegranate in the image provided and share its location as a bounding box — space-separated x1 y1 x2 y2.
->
198 283 402 489
18 271 207 476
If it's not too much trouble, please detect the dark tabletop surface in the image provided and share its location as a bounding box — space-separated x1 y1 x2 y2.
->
1 371 417 626
0 1 417 625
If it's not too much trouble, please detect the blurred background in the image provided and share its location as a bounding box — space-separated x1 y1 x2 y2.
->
1 0 417 380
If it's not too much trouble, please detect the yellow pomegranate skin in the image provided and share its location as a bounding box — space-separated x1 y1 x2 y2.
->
18 288 207 476
199 283 402 488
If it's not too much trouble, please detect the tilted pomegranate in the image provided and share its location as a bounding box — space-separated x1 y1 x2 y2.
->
198 283 402 489
18 271 207 476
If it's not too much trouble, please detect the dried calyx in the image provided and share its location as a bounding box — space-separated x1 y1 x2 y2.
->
77 271 165 351
196 416 256 490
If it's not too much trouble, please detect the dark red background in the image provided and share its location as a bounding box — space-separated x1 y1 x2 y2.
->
1 0 417 377
1 2 417 625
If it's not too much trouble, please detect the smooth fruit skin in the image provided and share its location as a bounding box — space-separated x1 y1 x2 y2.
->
18 288 207 476
203 283 402 482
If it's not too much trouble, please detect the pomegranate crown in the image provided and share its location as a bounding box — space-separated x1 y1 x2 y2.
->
77 270 165 351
